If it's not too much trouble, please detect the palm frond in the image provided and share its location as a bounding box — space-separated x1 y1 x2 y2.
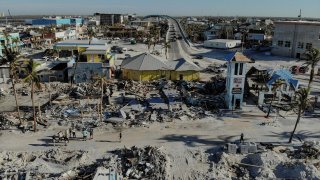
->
22 59 41 89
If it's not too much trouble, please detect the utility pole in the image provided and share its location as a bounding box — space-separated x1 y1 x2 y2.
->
298 9 302 20
241 31 244 52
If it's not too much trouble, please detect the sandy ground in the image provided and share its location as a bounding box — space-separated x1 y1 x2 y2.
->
1 23 320 178
1 105 320 178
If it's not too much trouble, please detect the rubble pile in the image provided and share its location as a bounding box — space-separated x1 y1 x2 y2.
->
0 113 15 130
115 146 168 179
259 119 281 127
0 146 168 180
180 79 227 111
0 149 90 179
121 80 161 97
107 80 227 127
285 141 320 160
2 79 229 132
201 77 226 95
70 83 101 98
208 146 320 179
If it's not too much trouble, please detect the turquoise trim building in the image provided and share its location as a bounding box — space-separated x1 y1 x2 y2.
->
0 32 22 57
29 18 83 26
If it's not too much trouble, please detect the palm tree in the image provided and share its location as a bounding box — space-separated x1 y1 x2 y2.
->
300 48 320 91
11 38 20 52
93 75 109 122
87 28 96 45
149 26 160 51
266 79 285 118
146 33 153 52
288 88 310 143
135 30 145 41
1 46 22 124
162 41 171 59
71 50 81 87
23 59 41 132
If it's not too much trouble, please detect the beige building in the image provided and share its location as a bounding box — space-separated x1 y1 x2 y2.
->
271 21 320 58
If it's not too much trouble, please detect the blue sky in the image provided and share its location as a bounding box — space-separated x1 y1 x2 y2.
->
1 0 320 17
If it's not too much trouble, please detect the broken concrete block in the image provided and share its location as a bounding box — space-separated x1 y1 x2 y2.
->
240 143 249 154
227 143 237 154
150 113 157 121
248 142 257 153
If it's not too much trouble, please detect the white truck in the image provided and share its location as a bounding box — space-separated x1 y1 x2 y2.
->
203 39 241 49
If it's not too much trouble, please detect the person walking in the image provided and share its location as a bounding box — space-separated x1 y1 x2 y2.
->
52 135 56 146
58 131 63 141
89 128 94 139
64 129 69 139
69 128 72 138
240 133 244 143
119 131 122 143
72 128 76 138
109 86 113 97
82 128 88 141
64 135 69 146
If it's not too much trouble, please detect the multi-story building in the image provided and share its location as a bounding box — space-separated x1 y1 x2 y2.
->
248 29 267 42
43 29 77 42
94 13 123 26
225 52 251 110
26 18 83 26
0 32 21 57
271 21 320 58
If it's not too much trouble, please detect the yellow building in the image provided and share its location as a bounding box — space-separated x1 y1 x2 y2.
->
82 45 114 65
121 53 201 81
54 39 116 79
53 39 113 64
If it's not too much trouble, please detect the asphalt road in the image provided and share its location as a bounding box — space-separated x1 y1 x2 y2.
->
167 19 185 61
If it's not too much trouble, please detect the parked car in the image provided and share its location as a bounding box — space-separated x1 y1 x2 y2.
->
299 66 309 73
291 65 309 74
194 55 203 59
21 91 29 96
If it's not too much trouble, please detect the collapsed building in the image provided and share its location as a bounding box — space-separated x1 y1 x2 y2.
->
246 66 300 107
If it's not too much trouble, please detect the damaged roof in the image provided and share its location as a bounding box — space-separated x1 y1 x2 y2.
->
168 59 202 71
54 38 108 47
225 52 252 63
267 69 299 89
121 53 170 71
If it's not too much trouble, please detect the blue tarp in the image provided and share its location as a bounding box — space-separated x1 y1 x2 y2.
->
267 69 299 89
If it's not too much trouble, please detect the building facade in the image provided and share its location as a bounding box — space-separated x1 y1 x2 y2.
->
0 32 21 57
248 29 266 42
94 13 123 26
271 21 320 58
121 53 200 81
225 52 251 110
68 62 111 83
27 18 83 26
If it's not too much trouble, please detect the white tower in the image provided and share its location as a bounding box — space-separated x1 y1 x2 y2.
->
225 52 251 110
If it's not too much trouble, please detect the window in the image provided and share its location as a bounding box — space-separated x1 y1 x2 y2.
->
297 42 304 49
239 63 243 75
234 63 238 75
306 43 313 50
277 40 283 47
98 54 105 59
285 41 291 48
282 84 287 91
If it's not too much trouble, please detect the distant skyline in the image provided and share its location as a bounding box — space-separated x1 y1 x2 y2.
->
1 0 320 18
